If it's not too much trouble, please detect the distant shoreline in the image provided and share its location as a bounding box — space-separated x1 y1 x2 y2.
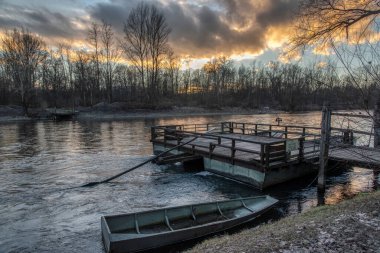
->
76 109 283 121
0 106 286 123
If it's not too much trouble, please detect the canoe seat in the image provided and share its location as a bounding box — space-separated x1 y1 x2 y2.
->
139 223 172 234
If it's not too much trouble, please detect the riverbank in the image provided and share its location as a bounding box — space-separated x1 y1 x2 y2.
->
77 107 281 121
188 190 380 253
0 105 283 123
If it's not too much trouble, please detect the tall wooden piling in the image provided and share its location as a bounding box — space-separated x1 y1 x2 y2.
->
374 170 379 190
374 99 380 148
318 103 331 190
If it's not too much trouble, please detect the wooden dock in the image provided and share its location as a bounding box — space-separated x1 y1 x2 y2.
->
47 108 78 120
151 121 380 189
329 145 380 167
151 122 322 168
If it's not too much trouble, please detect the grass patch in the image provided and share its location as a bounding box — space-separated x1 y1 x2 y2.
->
187 191 380 253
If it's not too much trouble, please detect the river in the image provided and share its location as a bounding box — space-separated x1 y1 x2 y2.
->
0 112 378 252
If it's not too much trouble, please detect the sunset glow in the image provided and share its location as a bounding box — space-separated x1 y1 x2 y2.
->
1 0 378 69
0 0 302 67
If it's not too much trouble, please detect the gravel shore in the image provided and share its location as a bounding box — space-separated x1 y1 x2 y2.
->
187 190 380 253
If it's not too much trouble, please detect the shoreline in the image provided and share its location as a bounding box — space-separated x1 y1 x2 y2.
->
1 104 367 123
187 190 380 253
0 107 286 123
76 110 279 121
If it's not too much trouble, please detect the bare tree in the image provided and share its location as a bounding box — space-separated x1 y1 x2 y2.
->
74 50 91 106
101 20 119 104
147 5 171 98
122 2 171 103
289 0 380 52
166 49 181 95
88 22 102 106
287 0 380 110
62 44 76 109
1 28 46 114
41 47 67 108
122 3 149 96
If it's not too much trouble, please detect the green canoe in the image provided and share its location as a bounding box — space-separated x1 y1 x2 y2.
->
101 195 278 253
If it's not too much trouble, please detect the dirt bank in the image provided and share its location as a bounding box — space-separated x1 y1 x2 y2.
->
187 191 380 253
0 105 31 122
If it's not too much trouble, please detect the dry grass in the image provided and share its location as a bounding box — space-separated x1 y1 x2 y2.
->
187 191 380 253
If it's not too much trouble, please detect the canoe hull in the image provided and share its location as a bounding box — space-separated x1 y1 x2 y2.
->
103 209 262 253
101 196 278 253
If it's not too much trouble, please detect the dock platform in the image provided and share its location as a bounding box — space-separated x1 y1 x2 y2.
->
151 122 380 189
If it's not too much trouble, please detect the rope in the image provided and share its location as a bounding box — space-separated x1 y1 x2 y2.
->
81 128 217 187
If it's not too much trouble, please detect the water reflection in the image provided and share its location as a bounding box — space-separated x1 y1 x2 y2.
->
78 121 103 151
0 112 378 253
324 167 375 205
16 122 40 157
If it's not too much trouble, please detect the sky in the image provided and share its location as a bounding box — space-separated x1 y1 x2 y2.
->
0 0 311 68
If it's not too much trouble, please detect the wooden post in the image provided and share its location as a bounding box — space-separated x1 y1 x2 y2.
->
150 127 155 141
374 99 380 148
343 130 350 144
298 137 305 162
343 130 354 145
231 139 236 164
317 189 325 206
374 170 379 190
209 143 214 159
350 131 354 145
265 144 270 167
283 141 288 162
318 103 331 191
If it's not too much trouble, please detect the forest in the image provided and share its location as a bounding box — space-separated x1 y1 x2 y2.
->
0 3 376 114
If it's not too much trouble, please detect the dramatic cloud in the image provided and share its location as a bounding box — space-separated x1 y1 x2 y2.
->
0 1 91 45
89 0 299 58
0 0 299 59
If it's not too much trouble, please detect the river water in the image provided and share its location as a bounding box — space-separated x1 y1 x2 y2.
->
0 112 378 252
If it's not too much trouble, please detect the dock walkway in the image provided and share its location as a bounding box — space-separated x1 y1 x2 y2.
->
329 146 380 167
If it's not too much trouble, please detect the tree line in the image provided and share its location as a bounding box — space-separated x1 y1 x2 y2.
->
0 2 376 115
